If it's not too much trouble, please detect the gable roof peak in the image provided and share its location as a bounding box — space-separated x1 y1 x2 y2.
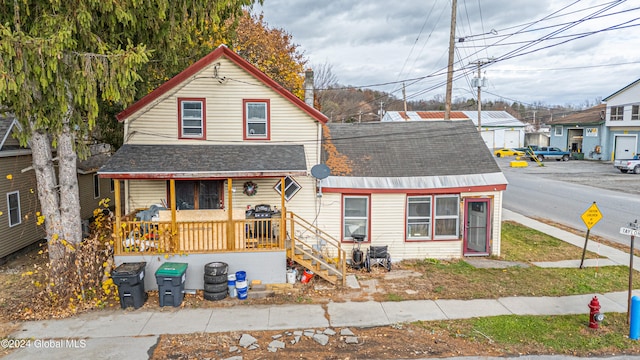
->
116 46 327 124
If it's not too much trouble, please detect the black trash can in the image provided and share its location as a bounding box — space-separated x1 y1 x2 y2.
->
112 262 147 309
155 262 188 307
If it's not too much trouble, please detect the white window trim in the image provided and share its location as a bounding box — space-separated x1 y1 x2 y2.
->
245 101 268 139
554 126 563 136
274 176 301 201
611 106 624 121
180 99 204 138
406 196 432 240
7 191 21 227
343 195 369 241
433 195 460 240
632 105 639 121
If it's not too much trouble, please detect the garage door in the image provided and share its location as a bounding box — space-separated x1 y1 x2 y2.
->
481 130 494 149
504 130 520 148
614 135 637 160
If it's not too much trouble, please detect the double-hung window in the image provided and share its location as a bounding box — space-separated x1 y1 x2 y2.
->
406 194 459 240
244 100 269 139
632 105 639 121
7 191 21 227
554 126 563 137
434 195 459 238
407 196 431 240
610 106 624 121
179 98 205 139
343 195 369 241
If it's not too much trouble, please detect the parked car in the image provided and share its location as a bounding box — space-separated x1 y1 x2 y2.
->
514 145 539 155
526 146 571 161
494 148 525 157
614 156 640 174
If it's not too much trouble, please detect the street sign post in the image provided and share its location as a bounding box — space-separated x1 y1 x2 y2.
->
580 202 602 269
622 220 639 324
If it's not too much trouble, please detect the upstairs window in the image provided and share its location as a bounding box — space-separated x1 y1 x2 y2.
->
274 176 301 201
179 98 206 139
610 106 624 121
244 100 270 140
632 105 639 121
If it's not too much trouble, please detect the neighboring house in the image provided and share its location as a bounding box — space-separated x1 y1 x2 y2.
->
319 121 507 260
0 117 44 260
98 45 508 290
602 78 640 160
0 116 115 261
382 110 526 150
547 104 606 160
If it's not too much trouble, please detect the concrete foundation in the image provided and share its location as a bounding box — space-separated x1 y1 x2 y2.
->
115 251 287 291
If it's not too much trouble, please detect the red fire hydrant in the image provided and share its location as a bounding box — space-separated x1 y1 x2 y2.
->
588 296 603 329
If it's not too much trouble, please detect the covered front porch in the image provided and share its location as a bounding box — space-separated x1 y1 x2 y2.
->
98 144 346 286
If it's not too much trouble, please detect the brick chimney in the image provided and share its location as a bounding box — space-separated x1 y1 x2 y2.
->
304 69 314 107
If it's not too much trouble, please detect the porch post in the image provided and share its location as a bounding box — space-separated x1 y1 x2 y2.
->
280 176 286 247
227 178 235 250
169 179 177 252
114 179 122 254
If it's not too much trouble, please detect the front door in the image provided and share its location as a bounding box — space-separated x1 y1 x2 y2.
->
464 199 491 256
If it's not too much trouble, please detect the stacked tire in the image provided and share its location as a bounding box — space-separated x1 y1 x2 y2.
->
203 262 228 301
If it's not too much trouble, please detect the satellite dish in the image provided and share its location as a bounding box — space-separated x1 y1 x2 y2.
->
311 164 330 179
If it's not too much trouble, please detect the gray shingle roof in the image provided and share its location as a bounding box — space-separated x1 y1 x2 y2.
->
324 120 500 177
99 144 307 178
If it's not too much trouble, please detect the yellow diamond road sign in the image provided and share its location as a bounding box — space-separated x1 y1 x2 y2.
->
581 203 602 230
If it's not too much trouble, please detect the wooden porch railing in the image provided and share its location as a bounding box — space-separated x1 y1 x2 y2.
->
116 218 283 254
115 211 346 285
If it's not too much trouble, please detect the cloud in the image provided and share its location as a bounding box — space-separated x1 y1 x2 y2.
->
254 0 640 107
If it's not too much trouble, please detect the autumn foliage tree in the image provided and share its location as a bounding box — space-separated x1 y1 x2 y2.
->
0 0 257 300
231 12 307 98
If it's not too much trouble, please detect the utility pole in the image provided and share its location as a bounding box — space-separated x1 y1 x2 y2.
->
379 101 384 121
444 0 457 120
471 60 491 131
402 82 407 113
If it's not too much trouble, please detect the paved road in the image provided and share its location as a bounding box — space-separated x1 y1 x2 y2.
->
498 157 640 245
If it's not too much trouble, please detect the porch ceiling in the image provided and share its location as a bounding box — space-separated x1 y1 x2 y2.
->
98 144 308 179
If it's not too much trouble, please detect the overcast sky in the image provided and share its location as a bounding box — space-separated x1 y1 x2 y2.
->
253 0 640 109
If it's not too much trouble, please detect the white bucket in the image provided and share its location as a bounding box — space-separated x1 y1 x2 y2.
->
286 270 296 284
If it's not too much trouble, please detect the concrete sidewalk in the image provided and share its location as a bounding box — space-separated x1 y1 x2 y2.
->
4 209 640 359
3 291 633 359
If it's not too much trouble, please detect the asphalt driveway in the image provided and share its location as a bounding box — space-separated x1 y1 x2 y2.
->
496 157 640 195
